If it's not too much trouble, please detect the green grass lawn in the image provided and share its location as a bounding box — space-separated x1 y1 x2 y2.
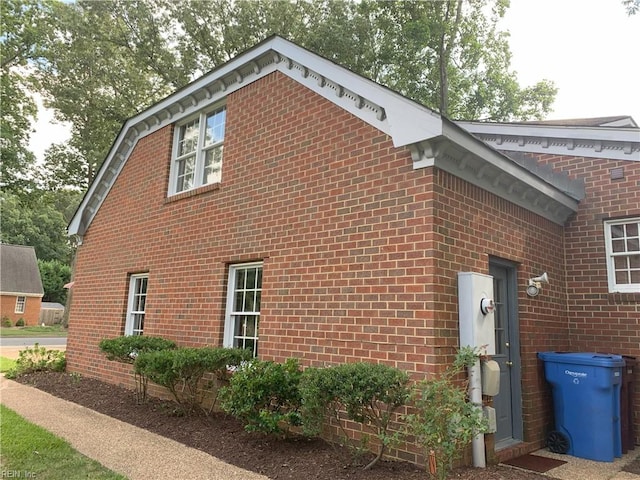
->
0 325 67 337
0 356 17 372
0 405 127 480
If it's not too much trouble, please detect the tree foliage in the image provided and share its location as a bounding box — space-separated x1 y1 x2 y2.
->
37 259 71 304
0 190 77 263
29 0 556 192
33 0 187 189
0 0 54 193
1 0 557 269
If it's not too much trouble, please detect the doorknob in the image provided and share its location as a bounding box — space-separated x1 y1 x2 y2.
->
506 361 513 366
505 342 510 348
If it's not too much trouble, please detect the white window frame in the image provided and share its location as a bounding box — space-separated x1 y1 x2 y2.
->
169 105 226 195
224 262 263 357
604 218 640 293
125 274 148 336
15 296 26 314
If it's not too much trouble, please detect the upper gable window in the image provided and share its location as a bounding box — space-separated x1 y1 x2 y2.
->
170 106 226 195
604 218 640 293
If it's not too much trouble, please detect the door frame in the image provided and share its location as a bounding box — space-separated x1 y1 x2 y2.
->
489 256 524 449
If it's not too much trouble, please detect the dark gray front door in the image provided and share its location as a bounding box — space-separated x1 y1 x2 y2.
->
490 260 523 449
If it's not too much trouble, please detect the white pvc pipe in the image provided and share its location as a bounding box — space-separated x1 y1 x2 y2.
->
469 359 486 468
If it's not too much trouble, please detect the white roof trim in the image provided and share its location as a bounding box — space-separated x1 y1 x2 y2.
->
69 36 583 236
457 121 640 162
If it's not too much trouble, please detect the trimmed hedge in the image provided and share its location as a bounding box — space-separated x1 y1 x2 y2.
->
135 347 251 413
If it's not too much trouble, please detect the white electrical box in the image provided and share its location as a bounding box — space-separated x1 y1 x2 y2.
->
458 272 496 355
482 360 500 396
483 406 497 433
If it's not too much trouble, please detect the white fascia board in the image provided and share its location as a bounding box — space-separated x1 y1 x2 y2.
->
270 37 443 147
443 122 580 211
457 121 640 162
457 121 640 143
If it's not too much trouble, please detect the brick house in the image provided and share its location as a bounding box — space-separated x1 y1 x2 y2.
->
0 244 44 326
66 37 640 464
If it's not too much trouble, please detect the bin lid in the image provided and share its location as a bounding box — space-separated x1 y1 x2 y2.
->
538 351 624 367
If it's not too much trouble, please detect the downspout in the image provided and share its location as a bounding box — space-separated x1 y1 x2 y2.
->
469 359 486 468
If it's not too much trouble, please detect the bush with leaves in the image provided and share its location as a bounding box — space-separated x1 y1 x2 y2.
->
15 318 25 327
220 358 303 436
99 336 176 403
404 347 488 480
134 347 251 414
299 362 410 470
2 317 12 327
5 343 66 379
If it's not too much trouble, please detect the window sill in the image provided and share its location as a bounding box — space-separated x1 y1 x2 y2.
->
165 183 221 204
608 291 640 303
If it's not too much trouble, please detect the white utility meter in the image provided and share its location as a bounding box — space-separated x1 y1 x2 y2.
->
458 272 496 355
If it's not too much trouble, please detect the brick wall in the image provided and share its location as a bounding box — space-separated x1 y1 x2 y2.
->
67 71 582 462
0 295 42 326
431 170 569 453
521 152 640 443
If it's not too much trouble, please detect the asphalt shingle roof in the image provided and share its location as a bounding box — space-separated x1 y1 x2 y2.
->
0 244 44 295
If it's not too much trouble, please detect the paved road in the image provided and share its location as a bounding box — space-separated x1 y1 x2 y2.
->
0 336 67 347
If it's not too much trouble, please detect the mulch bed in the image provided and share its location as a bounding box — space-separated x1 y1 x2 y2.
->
15 371 554 480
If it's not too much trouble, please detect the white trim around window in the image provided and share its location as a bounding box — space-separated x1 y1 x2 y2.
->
224 262 263 357
168 105 226 195
604 218 640 293
15 296 26 314
125 274 148 335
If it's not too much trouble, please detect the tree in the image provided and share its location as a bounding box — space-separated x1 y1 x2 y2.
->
623 0 640 15
0 0 54 194
38 259 71 304
0 190 79 263
32 0 557 192
165 0 556 121
34 0 187 189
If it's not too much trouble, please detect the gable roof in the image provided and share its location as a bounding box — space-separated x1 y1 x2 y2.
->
0 244 44 296
69 36 584 237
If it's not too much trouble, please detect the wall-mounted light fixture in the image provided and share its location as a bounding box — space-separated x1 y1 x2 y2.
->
526 272 549 297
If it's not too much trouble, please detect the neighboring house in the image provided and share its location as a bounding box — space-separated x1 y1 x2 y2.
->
40 302 65 325
66 36 640 465
0 244 44 326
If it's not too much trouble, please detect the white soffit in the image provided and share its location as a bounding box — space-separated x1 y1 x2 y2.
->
457 121 640 162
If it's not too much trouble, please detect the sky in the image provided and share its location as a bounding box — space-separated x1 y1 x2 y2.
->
500 0 640 123
28 0 640 162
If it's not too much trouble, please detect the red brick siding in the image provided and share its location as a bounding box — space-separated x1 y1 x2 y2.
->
68 71 610 461
432 169 568 451
0 295 42 326
519 152 640 443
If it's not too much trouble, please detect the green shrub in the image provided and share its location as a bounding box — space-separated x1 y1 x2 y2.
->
135 347 251 414
5 343 66 379
2 317 12 327
99 336 176 403
220 358 303 436
404 347 488 480
99 336 177 363
299 362 410 469
15 318 25 327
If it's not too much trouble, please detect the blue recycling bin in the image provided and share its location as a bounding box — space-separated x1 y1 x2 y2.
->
538 352 624 462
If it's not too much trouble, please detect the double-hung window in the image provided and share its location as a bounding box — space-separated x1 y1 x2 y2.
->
125 274 148 335
604 218 640 293
224 262 263 357
171 106 226 194
15 296 26 314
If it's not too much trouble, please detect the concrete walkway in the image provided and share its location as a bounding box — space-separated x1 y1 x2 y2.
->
0 376 268 480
